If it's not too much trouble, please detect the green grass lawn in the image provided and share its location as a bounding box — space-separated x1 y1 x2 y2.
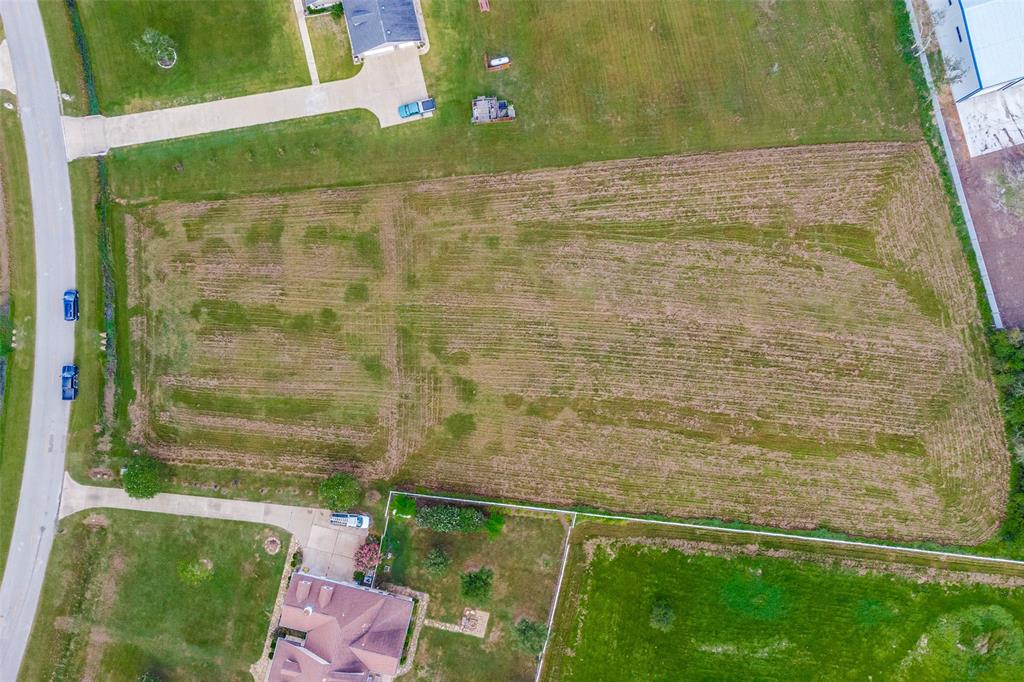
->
107 0 919 199
307 13 361 82
0 90 36 577
62 0 309 114
544 524 1024 680
20 510 288 682
38 0 92 116
381 505 568 681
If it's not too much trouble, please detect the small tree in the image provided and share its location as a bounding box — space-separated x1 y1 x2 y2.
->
330 3 344 19
133 28 177 68
319 472 361 510
354 541 380 572
512 619 547 656
649 596 676 632
460 567 493 601
122 455 167 499
423 546 451 576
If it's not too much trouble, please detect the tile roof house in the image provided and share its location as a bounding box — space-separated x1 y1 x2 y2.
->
344 0 425 60
268 575 414 682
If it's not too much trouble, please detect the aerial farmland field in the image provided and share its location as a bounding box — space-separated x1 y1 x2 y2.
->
542 521 1024 680
122 141 1004 543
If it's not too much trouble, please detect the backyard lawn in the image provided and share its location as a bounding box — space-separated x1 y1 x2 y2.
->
380 501 569 681
47 0 310 115
307 13 362 82
19 510 288 681
107 0 920 199
544 523 1024 680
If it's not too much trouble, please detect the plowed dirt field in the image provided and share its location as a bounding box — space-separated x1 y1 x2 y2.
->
125 142 1005 543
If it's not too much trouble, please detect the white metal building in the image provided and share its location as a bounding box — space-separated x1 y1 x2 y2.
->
934 0 1024 102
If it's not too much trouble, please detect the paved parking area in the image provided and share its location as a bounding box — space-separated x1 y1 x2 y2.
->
302 510 367 581
60 44 428 160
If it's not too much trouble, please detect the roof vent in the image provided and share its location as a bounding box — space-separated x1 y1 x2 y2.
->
318 584 335 609
304 605 314 616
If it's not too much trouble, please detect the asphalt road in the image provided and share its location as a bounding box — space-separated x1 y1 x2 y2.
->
0 0 76 676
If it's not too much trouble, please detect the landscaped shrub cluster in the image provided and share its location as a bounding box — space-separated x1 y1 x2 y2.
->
423 546 451 576
354 540 380 572
415 504 486 533
122 454 168 499
460 567 493 601
512 618 547 656
990 329 1024 542
318 472 361 510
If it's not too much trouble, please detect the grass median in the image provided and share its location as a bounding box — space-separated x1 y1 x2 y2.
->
0 89 36 577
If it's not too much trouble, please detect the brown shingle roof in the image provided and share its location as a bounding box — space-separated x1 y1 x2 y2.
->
268 575 414 682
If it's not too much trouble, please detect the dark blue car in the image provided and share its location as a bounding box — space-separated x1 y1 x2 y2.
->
63 289 79 321
61 364 79 401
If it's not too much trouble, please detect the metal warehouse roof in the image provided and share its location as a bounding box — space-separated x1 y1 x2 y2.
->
344 0 422 57
962 0 1024 89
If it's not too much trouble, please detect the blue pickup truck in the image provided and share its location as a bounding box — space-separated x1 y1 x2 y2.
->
61 364 79 401
63 289 79 321
398 98 436 119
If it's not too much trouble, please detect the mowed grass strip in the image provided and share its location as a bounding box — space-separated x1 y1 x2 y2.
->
65 0 309 114
20 510 288 682
125 142 1004 544
0 90 36 575
107 0 919 199
543 523 1024 680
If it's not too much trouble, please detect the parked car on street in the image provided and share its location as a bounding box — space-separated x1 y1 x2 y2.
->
329 512 371 529
63 289 79 321
61 364 79 401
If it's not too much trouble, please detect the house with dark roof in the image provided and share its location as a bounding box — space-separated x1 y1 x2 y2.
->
267 575 414 682
344 0 425 61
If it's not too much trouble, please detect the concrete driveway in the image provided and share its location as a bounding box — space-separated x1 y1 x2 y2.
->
59 474 367 581
61 44 428 160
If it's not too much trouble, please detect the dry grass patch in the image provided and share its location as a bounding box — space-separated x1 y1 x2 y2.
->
125 142 1004 543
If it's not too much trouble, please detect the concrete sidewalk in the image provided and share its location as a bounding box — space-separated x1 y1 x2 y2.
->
59 474 365 581
61 45 427 160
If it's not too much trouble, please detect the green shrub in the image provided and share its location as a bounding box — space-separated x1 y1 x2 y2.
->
353 570 366 583
423 547 451 576
122 455 168 499
330 3 344 19
177 558 213 586
485 510 505 537
512 618 548 656
415 504 486 533
318 472 361 510
460 567 493 601
393 494 417 518
650 596 676 632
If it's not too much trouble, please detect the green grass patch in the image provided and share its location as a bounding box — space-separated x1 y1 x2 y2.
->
306 13 361 82
20 510 288 681
107 0 919 199
67 0 309 114
544 528 1024 680
0 92 36 575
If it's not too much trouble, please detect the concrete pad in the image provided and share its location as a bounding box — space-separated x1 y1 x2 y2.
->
60 45 429 160
0 40 15 95
958 85 1024 157
307 524 339 553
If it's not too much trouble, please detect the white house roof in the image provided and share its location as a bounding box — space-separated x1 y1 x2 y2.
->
962 0 1024 89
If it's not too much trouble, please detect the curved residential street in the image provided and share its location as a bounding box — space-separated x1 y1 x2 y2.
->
0 0 76 675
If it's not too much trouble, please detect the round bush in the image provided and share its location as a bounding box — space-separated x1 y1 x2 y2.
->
319 473 362 510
